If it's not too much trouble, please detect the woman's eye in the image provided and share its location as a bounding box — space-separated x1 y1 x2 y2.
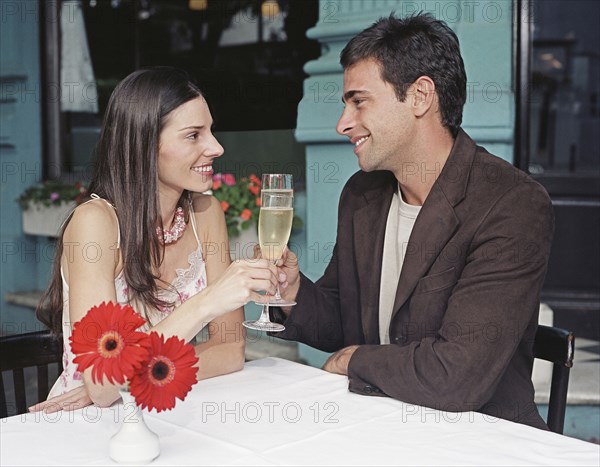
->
186 133 198 141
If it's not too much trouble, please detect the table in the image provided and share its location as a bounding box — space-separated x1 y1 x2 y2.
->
1 358 598 466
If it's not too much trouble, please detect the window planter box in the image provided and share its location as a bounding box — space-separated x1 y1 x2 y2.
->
21 202 75 237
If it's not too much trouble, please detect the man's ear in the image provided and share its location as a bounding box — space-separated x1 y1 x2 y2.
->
411 76 436 117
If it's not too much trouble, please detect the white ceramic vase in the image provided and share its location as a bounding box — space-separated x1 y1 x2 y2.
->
109 390 160 465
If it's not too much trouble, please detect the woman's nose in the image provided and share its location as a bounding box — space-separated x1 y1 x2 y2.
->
208 134 224 158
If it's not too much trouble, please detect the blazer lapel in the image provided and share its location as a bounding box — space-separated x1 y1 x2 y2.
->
391 184 459 315
391 129 476 316
353 176 395 344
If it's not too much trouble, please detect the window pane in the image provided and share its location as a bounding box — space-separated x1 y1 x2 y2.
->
529 0 600 175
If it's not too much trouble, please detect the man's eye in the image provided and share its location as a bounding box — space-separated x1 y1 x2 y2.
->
353 99 364 106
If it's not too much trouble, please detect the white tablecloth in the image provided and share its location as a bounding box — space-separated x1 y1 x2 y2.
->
1 357 598 466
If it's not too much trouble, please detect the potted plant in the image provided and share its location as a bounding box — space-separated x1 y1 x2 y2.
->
18 180 88 237
210 173 261 238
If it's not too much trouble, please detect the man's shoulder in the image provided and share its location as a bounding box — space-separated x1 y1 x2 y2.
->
459 144 551 216
471 146 546 194
452 129 533 188
444 129 550 212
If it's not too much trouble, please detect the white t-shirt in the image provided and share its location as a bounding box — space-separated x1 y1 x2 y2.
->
379 185 422 344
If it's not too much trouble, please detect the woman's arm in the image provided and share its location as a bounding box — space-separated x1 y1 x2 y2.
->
193 194 245 379
61 201 125 408
149 195 275 378
153 195 247 378
149 194 275 337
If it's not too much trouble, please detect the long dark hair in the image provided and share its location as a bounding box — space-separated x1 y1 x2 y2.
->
38 67 204 334
340 13 467 138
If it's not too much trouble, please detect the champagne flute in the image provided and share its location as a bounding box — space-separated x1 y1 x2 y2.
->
243 174 295 332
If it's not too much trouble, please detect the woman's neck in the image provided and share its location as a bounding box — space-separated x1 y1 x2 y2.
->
159 192 183 227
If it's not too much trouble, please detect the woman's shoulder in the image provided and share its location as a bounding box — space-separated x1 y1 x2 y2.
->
64 198 119 244
191 192 221 215
190 192 227 240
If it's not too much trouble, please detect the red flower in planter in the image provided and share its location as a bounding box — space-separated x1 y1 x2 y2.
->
240 208 252 220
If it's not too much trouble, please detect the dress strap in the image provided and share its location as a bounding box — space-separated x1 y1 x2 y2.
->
188 198 200 247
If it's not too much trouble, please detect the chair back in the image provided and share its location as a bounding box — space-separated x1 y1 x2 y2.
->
532 324 574 434
0 330 63 418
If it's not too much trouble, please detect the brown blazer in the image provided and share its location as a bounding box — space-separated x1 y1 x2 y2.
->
274 129 554 429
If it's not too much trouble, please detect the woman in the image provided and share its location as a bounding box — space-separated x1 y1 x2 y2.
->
31 67 277 413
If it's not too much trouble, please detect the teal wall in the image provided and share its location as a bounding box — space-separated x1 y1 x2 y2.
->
0 0 49 335
295 0 515 366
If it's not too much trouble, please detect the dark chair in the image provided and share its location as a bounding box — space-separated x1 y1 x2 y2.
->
533 324 574 434
0 330 63 418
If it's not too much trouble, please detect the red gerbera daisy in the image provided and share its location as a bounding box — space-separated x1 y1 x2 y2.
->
129 333 199 412
70 302 150 385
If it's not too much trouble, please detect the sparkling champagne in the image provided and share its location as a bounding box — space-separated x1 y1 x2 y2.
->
261 189 294 198
258 207 293 261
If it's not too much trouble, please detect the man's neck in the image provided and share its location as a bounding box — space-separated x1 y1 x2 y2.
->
395 127 455 206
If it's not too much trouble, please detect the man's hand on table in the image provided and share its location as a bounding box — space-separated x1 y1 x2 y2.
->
322 345 359 375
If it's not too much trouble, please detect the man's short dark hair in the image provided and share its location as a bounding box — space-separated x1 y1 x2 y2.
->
340 13 467 138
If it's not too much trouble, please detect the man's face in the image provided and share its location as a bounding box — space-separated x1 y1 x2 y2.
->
336 58 416 173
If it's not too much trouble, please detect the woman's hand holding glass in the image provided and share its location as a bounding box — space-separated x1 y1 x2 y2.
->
204 259 278 317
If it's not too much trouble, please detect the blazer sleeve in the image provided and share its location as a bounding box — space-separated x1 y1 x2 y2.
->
271 252 345 352
347 181 554 411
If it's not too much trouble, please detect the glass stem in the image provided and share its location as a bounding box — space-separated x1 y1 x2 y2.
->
257 304 271 323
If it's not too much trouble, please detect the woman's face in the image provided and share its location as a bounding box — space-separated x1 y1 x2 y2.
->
157 96 224 198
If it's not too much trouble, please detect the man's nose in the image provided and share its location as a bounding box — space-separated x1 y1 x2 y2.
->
336 107 354 136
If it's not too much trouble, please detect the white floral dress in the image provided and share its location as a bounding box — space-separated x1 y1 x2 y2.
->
47 196 207 399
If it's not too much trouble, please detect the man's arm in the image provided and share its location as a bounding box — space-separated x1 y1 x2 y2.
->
270 245 346 352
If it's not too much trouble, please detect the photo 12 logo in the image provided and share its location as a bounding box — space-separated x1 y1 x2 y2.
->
200 400 340 424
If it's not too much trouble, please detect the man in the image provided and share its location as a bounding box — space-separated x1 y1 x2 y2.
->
273 13 553 430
